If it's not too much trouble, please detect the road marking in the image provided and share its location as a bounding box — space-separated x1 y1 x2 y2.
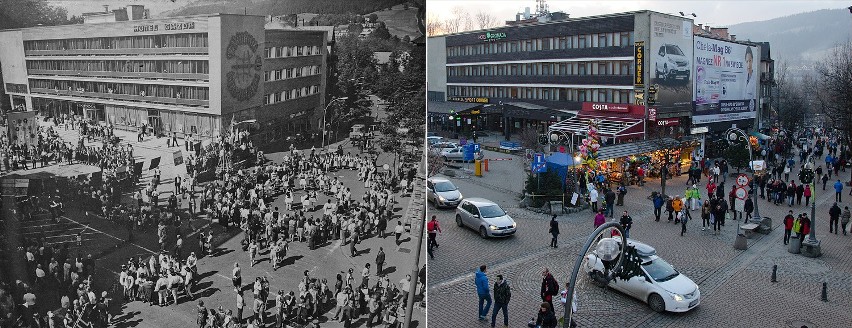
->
60 215 158 254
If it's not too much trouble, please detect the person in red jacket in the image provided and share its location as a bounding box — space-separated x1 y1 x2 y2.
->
427 215 442 251
799 213 811 245
783 210 794 245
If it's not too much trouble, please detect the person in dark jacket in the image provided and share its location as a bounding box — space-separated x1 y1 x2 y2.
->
491 275 511 328
652 193 664 222
534 302 558 328
540 268 558 312
829 202 842 234
795 184 804 205
549 216 559 248
619 211 633 238
744 198 754 221
604 189 616 218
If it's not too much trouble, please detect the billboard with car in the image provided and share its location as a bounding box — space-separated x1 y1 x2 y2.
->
692 36 760 124
649 13 694 117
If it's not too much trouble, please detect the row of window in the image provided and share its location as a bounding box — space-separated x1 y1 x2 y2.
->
263 65 321 82
264 45 322 59
30 79 209 101
448 61 633 77
263 85 320 105
24 33 209 51
27 60 210 75
447 32 634 57
448 86 633 103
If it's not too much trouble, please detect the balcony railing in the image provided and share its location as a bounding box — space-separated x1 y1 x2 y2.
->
29 69 208 81
31 87 209 107
25 47 208 56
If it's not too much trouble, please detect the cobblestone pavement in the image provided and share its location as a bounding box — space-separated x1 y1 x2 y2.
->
428 147 852 328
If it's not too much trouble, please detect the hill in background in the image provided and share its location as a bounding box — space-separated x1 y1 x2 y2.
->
727 8 852 74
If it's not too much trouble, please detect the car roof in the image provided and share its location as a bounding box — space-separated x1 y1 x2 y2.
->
464 198 497 206
607 237 658 258
427 177 451 183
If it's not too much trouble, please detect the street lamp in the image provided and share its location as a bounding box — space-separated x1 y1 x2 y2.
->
321 96 348 150
563 222 626 328
725 127 762 248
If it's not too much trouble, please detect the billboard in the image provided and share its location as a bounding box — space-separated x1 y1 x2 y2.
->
693 36 760 124
649 13 694 117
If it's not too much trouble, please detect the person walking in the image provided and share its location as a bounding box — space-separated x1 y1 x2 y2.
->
744 197 754 221
834 180 843 202
822 173 829 190
829 202 841 234
475 265 491 321
799 214 812 246
701 199 711 231
589 188 599 213
605 188 616 218
594 210 606 230
490 274 511 328
680 208 690 236
427 215 441 251
616 183 627 206
534 302 558 328
796 183 804 205
549 215 559 248
540 268 559 312
841 206 851 236
804 184 812 206
619 211 633 238
235 289 245 325
783 210 794 245
375 247 385 277
394 221 404 246
671 196 683 223
652 193 664 222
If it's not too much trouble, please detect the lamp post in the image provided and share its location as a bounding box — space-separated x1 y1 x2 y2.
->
321 96 348 150
725 127 761 250
563 222 626 328
549 129 582 197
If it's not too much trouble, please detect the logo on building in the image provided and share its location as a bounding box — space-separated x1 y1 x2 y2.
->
634 41 645 87
478 31 507 42
226 31 262 101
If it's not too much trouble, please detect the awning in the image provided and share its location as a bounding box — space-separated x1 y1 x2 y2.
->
749 131 771 140
597 138 681 161
503 102 574 121
427 101 481 114
549 115 644 140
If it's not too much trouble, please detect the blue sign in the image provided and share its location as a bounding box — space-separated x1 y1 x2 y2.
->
459 137 467 146
531 153 546 173
472 143 480 153
463 144 475 161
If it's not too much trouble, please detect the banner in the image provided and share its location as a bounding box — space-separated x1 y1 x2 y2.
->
173 150 184 166
693 36 759 124
149 157 161 170
649 13 694 116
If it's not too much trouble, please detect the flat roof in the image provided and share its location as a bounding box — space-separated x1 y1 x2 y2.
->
0 13 264 33
440 10 663 38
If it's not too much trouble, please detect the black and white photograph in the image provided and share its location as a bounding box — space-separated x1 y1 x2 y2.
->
0 0 426 327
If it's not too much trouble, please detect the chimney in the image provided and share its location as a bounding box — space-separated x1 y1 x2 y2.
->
103 5 109 12
516 13 521 21
524 7 531 19
697 24 702 30
730 35 736 41
704 25 710 32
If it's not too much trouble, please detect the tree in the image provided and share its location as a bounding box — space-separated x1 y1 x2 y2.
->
332 35 376 130
774 62 807 133
426 13 444 36
724 141 751 174
367 13 379 23
443 7 467 34
348 23 363 35
807 41 852 185
474 11 498 29
371 22 391 40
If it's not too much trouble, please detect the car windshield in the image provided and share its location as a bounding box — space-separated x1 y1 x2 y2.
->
642 258 679 282
478 205 506 218
434 181 457 192
667 45 684 56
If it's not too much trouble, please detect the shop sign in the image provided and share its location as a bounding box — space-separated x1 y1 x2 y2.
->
134 22 196 33
582 102 630 113
648 108 657 121
690 126 709 134
449 97 488 103
470 109 481 115
656 118 679 126
634 41 645 87
478 31 507 42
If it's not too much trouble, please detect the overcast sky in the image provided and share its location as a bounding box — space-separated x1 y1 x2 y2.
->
427 0 851 27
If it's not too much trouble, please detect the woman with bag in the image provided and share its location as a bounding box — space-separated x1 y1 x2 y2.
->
530 302 558 328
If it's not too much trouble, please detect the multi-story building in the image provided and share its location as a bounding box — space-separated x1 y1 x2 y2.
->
0 6 326 143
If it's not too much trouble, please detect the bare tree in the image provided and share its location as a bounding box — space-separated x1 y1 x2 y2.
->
474 11 498 29
774 61 808 133
807 41 852 184
444 7 466 34
426 13 443 36
461 10 474 32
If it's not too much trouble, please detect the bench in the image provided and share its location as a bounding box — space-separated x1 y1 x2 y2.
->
740 223 760 238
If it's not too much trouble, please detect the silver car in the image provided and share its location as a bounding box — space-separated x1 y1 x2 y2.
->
455 198 517 238
440 147 484 162
427 177 463 208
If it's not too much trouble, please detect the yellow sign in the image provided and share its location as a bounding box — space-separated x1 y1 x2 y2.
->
471 109 481 115
449 97 489 103
634 41 645 87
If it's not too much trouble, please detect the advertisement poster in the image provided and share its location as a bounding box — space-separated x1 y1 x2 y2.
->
693 36 760 124
649 13 694 116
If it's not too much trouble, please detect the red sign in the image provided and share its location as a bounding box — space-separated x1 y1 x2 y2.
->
582 102 630 113
648 108 657 121
656 119 679 126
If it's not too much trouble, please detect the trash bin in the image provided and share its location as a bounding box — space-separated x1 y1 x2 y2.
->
788 234 801 254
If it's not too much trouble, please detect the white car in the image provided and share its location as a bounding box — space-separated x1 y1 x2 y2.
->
426 177 463 208
584 238 700 313
440 147 484 162
654 44 690 81
455 198 517 238
430 141 459 155
427 136 444 145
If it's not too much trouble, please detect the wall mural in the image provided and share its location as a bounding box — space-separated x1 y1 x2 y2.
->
226 31 262 101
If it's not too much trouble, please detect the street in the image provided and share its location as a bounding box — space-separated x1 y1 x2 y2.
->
427 148 852 328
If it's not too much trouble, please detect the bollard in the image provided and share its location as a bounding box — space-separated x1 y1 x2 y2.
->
484 159 489 172
821 282 827 302
771 265 777 282
474 159 482 177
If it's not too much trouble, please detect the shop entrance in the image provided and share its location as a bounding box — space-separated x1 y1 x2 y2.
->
147 110 162 137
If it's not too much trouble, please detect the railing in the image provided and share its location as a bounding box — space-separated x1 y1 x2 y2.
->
30 87 209 107
29 69 209 81
25 47 208 56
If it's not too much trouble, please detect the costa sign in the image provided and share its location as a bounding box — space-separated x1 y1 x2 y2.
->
582 102 630 113
656 118 680 126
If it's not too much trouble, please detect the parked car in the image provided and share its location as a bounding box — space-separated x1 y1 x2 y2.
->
426 177 463 208
427 136 444 145
584 238 701 313
430 141 459 155
349 124 366 141
455 198 516 238
654 44 690 81
440 147 484 162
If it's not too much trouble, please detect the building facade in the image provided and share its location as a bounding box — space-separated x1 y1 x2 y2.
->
0 10 326 142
